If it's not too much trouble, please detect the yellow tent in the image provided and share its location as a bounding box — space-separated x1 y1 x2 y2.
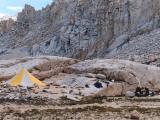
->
6 68 45 87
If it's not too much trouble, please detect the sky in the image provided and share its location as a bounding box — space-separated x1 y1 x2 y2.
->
0 0 53 17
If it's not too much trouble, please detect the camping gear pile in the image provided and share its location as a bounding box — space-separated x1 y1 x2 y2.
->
135 87 155 97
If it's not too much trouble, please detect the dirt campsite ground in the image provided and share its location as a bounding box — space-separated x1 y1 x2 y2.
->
1 96 160 120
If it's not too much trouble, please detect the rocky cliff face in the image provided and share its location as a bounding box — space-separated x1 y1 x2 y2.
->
0 0 160 59
0 18 15 33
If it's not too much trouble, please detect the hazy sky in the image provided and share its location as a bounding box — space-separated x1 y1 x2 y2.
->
0 0 53 17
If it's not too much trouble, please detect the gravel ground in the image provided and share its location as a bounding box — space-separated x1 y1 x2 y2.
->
105 28 160 65
1 97 160 120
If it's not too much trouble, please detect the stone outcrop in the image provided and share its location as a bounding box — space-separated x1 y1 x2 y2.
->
0 0 160 59
1 56 160 96
97 83 123 97
68 59 160 94
0 18 15 33
0 56 78 81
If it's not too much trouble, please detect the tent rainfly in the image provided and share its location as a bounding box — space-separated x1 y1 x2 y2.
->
6 68 45 87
